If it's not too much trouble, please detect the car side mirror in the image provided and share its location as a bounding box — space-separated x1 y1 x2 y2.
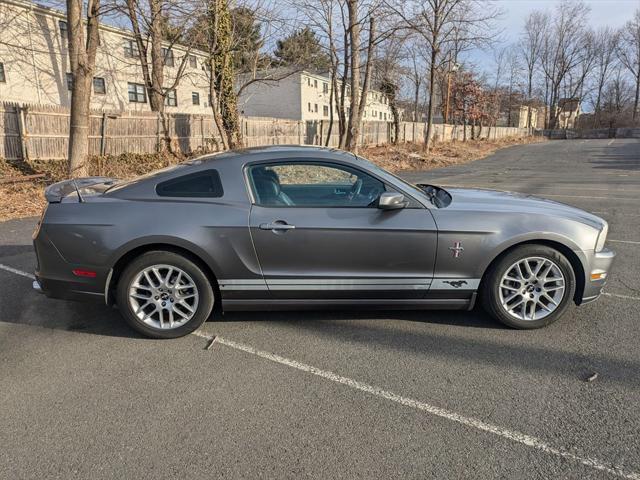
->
377 192 408 210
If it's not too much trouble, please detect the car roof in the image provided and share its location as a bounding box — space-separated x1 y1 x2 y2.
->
193 145 356 164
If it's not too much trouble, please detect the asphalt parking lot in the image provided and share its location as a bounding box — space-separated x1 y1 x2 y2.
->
1 138 639 479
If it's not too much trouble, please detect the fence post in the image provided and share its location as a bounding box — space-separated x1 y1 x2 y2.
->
99 113 107 156
16 105 29 161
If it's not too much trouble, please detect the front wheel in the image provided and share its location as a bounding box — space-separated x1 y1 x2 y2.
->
481 245 576 329
116 251 215 338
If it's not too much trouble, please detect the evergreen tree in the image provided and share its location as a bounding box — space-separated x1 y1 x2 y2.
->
274 27 330 70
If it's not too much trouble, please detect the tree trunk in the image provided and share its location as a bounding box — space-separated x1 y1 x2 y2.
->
66 0 100 178
424 45 437 152
413 81 420 122
345 0 360 152
325 76 335 146
149 0 164 112
634 71 640 122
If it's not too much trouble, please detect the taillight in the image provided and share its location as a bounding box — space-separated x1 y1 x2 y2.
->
72 269 97 278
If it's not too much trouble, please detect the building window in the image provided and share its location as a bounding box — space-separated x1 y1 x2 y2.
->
314 79 318 88
93 77 106 94
189 55 197 68
0 63 5 83
59 20 67 39
162 48 174 67
124 39 139 58
192 92 200 105
307 77 311 86
128 82 146 103
323 105 329 116
323 82 328 94
383 112 387 120
66 72 73 91
314 103 318 113
308 102 311 112
165 89 177 107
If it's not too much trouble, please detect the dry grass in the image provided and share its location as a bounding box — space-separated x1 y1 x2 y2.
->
361 135 545 174
0 136 544 222
0 152 182 222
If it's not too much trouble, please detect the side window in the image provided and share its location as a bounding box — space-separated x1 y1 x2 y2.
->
156 170 223 198
249 162 386 208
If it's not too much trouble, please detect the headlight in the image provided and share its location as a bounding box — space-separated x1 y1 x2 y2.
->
595 221 608 252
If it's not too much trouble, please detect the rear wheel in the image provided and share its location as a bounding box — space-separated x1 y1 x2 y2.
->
116 251 214 338
481 245 576 329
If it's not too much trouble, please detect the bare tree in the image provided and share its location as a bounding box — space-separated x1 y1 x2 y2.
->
618 8 640 122
375 34 407 144
590 27 619 126
519 10 547 128
123 0 195 151
388 0 500 151
540 1 594 129
66 0 102 177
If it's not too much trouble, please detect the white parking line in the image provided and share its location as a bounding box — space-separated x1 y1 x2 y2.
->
609 239 640 245
191 330 640 480
1 262 638 476
527 193 636 201
603 292 640 301
441 185 640 199
0 263 35 279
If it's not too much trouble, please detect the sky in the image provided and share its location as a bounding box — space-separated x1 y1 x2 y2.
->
470 0 638 70
495 0 635 38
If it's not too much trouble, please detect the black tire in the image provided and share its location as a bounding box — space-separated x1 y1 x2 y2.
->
116 250 215 339
480 244 576 329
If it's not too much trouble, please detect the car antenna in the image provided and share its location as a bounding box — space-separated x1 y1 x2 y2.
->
72 179 84 203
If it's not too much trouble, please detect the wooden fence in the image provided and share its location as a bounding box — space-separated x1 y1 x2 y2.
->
0 102 530 161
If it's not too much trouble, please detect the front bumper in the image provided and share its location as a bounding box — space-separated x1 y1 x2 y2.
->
580 248 615 304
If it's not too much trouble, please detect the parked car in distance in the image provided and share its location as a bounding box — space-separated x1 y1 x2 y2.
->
33 146 615 338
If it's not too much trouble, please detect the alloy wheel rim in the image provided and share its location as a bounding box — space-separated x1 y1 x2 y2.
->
498 256 565 321
128 264 199 330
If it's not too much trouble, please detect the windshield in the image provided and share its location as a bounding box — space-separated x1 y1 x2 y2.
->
354 155 439 202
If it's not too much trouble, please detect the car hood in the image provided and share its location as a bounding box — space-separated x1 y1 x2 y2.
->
445 187 605 230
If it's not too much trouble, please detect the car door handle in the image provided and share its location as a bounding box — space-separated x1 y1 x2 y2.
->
259 222 296 231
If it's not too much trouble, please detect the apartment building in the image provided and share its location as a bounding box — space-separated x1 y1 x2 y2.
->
238 70 395 122
0 0 211 113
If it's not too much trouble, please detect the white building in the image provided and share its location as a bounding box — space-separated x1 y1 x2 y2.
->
0 0 396 122
238 70 395 122
0 0 211 113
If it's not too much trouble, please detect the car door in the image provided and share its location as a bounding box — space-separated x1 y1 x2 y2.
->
246 160 438 299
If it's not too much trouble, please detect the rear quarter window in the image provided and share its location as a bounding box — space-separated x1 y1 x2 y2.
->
156 170 223 197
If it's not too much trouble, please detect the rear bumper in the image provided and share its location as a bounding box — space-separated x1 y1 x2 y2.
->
33 232 108 303
579 248 615 304
33 275 105 303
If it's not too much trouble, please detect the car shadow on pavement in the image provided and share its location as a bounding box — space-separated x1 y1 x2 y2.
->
0 284 144 339
220 307 505 330
244 312 640 390
0 244 34 259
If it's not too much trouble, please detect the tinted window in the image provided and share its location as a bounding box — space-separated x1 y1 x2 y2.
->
156 170 223 198
248 162 385 208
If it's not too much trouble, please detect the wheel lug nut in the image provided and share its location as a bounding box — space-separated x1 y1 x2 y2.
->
170 298 174 302
161 302 166 307
155 296 159 300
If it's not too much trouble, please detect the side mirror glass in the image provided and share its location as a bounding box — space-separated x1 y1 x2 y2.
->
377 192 408 210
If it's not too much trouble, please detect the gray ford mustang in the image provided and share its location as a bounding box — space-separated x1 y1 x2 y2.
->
33 146 615 338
